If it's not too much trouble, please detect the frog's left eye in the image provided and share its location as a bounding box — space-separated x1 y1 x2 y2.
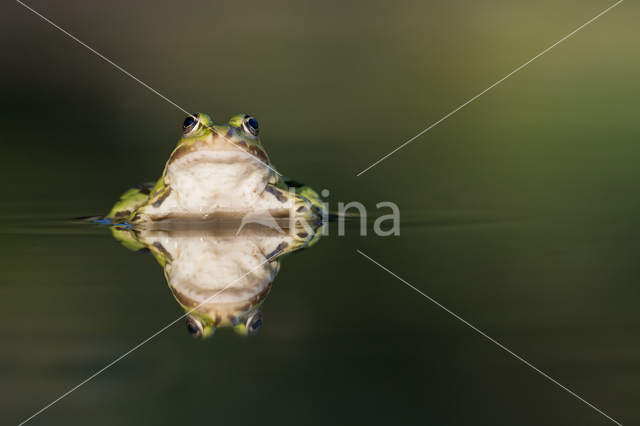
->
242 116 259 137
245 311 262 334
185 314 204 338
182 113 200 136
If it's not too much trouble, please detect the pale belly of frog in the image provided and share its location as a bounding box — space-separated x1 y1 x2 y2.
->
142 231 283 337
133 150 304 221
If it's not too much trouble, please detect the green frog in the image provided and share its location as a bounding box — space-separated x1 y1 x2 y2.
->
106 113 323 226
110 223 321 337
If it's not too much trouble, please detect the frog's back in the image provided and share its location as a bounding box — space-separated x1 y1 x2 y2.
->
105 182 155 221
280 177 324 212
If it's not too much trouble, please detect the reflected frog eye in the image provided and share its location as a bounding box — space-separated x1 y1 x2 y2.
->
246 311 262 334
242 116 259 137
185 315 204 337
182 113 200 136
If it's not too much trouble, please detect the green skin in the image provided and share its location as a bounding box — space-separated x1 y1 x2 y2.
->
106 113 323 225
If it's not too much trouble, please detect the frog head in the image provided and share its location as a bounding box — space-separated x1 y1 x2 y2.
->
166 231 277 339
165 113 273 209
122 225 322 338
185 305 265 338
130 113 301 222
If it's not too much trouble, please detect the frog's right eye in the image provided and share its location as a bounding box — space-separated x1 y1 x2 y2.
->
182 114 200 136
185 315 204 338
245 311 263 334
242 116 259 137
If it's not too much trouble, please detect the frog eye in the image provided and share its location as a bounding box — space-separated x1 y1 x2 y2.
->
245 311 262 334
242 116 259 137
182 113 200 136
185 314 204 338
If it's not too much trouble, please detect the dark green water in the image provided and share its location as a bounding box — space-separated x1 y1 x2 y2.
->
2 0 639 425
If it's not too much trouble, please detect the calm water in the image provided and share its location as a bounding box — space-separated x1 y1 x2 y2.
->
2 214 639 425
2 0 640 425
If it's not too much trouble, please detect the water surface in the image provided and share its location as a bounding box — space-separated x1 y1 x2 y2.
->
2 0 639 424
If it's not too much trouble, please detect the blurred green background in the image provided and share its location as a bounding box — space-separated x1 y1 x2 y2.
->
1 0 639 425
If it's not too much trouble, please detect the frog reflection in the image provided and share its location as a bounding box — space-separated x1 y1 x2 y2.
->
111 222 320 337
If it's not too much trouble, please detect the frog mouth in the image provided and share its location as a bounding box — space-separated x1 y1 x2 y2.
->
169 141 270 167
171 149 268 167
